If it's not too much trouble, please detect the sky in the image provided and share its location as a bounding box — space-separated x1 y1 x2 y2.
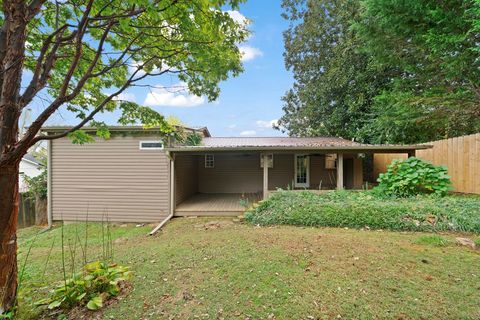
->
28 1 293 137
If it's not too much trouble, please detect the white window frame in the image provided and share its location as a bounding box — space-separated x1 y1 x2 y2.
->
294 154 310 188
139 140 164 150
260 153 274 168
205 154 215 168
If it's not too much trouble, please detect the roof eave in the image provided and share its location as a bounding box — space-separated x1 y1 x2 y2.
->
40 125 208 134
166 145 432 153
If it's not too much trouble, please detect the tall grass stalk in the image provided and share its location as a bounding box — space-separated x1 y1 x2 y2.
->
83 205 89 265
18 231 40 288
42 234 56 279
60 220 67 291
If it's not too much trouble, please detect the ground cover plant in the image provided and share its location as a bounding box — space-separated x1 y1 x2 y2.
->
245 190 480 233
14 218 480 319
36 261 132 312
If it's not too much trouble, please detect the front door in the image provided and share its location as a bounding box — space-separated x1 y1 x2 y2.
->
294 154 310 188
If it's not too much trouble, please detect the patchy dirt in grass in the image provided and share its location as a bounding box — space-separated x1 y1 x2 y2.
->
17 217 480 320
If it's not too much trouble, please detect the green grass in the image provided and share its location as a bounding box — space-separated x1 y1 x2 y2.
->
415 235 452 247
475 238 480 247
15 218 480 319
245 190 480 233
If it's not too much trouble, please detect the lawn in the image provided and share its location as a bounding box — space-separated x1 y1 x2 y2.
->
17 218 480 319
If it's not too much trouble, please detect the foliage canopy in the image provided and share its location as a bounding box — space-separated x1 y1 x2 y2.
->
279 0 480 143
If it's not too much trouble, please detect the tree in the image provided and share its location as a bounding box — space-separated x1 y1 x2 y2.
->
280 0 480 144
0 0 248 312
355 0 480 143
279 0 392 141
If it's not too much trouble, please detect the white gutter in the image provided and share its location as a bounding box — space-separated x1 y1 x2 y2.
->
47 139 53 228
149 151 175 235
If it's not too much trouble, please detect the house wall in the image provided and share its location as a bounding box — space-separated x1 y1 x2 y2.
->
175 155 198 205
198 153 263 193
19 160 43 192
50 135 170 222
195 153 362 193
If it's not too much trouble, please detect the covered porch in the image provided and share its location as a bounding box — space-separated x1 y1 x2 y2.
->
169 150 366 216
166 137 429 216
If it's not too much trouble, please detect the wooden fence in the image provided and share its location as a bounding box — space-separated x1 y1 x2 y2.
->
373 133 480 194
18 193 36 228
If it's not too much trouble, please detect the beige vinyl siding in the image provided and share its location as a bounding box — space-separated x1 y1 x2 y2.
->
175 155 198 205
51 136 170 222
268 154 294 190
310 155 337 189
195 153 359 193
198 153 263 193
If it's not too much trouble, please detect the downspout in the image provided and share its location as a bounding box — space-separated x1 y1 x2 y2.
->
149 151 175 235
47 139 53 228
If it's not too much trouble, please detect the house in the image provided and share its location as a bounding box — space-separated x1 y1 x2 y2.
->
19 154 44 193
41 126 431 226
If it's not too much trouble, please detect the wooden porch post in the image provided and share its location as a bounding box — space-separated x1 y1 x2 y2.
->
263 154 269 199
337 153 344 190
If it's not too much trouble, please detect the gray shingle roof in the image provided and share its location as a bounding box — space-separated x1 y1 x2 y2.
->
201 137 363 148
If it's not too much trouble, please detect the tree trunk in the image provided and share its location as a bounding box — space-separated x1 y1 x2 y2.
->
0 163 19 314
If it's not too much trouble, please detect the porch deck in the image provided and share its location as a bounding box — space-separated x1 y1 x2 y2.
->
175 193 261 216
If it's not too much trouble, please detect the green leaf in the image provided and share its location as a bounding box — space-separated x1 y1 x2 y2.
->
86 296 103 311
47 300 62 310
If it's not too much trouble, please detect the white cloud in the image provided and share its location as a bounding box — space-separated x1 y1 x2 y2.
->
239 45 263 62
113 92 136 103
256 119 278 128
227 124 237 129
240 130 256 136
144 83 205 107
226 10 249 26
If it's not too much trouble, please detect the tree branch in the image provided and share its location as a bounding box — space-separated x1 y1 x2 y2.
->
19 24 69 108
32 63 168 143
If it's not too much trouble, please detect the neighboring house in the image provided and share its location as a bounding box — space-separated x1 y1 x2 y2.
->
41 126 431 223
19 154 44 193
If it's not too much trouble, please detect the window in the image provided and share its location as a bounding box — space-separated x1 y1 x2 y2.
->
205 154 214 168
260 154 274 168
325 153 337 169
139 141 164 150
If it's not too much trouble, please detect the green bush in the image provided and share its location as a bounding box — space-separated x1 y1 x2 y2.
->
376 157 451 197
36 261 132 311
244 190 480 233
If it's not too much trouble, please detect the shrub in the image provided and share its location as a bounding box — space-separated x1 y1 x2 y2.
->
376 157 451 197
36 261 132 311
244 190 480 233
